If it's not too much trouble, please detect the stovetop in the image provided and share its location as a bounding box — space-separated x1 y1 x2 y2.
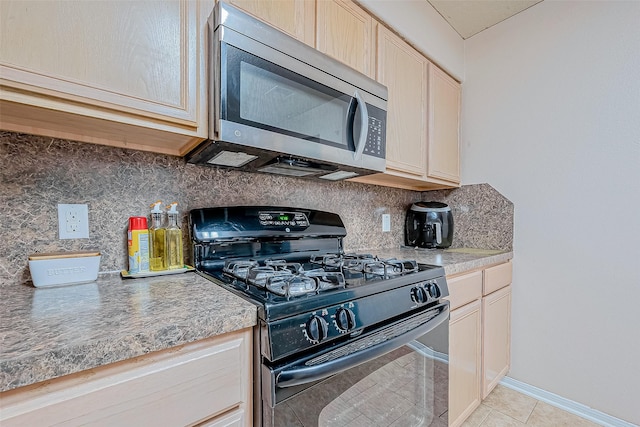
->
224 253 420 296
200 252 446 322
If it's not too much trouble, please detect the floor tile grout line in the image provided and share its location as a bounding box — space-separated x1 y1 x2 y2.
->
495 407 529 425
524 400 540 425
477 406 492 426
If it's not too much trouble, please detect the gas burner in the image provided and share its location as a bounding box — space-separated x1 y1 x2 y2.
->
343 253 376 260
344 259 385 275
343 257 419 277
224 260 259 279
266 274 317 297
310 254 344 268
383 259 419 275
264 259 303 274
311 253 379 269
246 266 299 288
303 270 346 290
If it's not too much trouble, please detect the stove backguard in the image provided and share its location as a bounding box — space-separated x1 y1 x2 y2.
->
190 206 348 272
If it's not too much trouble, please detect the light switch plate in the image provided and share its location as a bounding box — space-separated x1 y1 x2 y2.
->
382 214 391 232
58 204 89 239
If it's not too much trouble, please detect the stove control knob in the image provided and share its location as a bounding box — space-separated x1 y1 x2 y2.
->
427 283 441 299
306 315 328 343
335 307 356 332
411 286 429 304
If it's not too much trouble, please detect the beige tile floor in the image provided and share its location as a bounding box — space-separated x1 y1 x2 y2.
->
462 385 601 427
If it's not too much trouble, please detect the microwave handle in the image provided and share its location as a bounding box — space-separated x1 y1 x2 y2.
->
351 90 369 161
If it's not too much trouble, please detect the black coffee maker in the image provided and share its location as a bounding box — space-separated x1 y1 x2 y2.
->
405 202 454 248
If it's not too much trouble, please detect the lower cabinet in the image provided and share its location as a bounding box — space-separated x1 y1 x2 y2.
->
0 329 252 427
447 261 512 427
449 298 482 427
482 284 512 398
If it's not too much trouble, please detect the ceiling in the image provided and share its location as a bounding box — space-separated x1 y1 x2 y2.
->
427 0 543 39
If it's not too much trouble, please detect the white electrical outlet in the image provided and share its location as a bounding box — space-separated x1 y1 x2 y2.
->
58 204 89 239
382 214 391 232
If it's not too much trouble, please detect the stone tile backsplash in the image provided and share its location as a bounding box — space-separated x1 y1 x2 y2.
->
0 131 512 287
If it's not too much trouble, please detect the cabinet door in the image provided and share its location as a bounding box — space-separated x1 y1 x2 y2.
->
0 0 199 126
449 300 482 427
316 0 375 78
0 330 252 427
0 0 205 155
427 63 461 184
228 0 315 46
482 285 512 398
377 24 428 177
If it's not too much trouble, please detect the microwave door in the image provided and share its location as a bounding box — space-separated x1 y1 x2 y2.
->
220 42 357 154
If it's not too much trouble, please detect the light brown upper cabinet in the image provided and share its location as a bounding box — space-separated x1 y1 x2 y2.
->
428 63 461 184
350 24 461 190
0 0 207 156
228 0 315 46
316 0 375 79
374 24 429 178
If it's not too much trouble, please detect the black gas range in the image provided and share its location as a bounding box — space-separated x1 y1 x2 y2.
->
190 206 450 427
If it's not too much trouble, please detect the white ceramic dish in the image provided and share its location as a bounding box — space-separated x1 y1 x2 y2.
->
28 251 101 288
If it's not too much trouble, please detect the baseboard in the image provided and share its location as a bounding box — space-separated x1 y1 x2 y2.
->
500 377 637 427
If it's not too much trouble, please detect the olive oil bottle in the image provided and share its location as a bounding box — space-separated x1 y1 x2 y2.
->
165 202 184 270
148 201 167 271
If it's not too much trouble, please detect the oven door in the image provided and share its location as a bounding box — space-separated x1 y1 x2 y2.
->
261 302 449 427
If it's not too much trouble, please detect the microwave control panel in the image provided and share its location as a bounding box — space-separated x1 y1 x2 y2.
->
363 117 385 158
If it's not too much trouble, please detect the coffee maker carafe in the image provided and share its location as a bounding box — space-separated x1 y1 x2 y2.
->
405 202 454 248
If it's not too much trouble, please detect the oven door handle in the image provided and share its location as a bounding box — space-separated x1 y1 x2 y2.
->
275 303 449 388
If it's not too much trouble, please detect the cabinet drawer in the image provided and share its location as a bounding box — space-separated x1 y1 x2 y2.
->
447 270 483 310
196 408 246 427
483 261 512 295
0 331 250 427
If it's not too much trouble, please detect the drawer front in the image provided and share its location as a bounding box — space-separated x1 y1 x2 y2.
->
196 408 246 427
484 261 512 295
0 331 249 427
447 270 483 310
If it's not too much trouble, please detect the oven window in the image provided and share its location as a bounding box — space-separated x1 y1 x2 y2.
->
223 44 361 151
267 343 448 427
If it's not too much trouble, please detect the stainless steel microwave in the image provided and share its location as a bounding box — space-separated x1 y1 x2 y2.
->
186 1 388 181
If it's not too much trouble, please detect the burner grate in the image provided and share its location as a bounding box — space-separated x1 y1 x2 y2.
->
224 260 259 279
222 254 420 298
266 274 317 297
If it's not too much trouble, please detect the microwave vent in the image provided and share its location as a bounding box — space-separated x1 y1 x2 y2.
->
207 151 258 168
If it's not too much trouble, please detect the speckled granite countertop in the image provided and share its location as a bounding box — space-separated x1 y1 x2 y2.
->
0 248 511 394
369 247 513 276
0 272 257 393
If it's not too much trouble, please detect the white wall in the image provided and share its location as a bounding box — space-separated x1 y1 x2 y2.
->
462 0 640 424
358 0 465 81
